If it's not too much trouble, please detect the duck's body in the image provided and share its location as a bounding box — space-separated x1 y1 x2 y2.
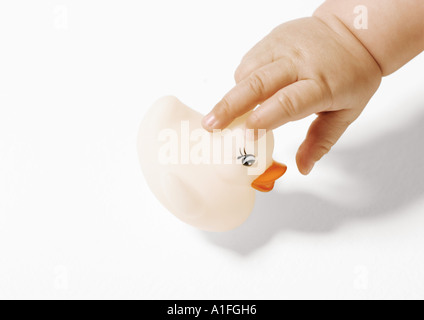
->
138 96 286 232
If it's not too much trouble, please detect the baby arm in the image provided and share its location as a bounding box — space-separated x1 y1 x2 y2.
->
315 0 424 75
202 0 424 174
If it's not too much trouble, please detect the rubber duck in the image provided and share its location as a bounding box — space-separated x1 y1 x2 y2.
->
138 96 286 231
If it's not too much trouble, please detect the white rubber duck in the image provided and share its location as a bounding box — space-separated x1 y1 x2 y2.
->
138 96 286 232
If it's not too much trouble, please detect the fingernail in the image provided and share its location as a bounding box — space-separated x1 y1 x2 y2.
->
202 113 218 130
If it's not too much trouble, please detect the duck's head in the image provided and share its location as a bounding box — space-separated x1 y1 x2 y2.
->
213 113 287 192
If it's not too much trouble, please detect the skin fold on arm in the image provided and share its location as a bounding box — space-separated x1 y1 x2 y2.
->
202 0 424 175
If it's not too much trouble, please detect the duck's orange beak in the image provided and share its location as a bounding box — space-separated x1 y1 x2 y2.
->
251 161 287 192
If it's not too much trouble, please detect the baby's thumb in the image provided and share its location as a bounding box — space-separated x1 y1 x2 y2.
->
296 110 357 175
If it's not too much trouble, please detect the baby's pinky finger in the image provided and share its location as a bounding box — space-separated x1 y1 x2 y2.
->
296 110 357 175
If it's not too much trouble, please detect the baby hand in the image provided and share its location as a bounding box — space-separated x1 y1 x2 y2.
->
202 17 382 174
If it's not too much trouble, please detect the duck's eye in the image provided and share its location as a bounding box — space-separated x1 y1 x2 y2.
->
237 148 256 167
241 154 256 167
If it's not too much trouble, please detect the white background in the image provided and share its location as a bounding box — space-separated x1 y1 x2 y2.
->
1 0 423 300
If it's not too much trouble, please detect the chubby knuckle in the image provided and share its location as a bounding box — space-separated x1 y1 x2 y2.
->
290 47 305 64
315 143 332 160
277 92 297 118
337 116 354 128
219 96 234 118
313 77 333 107
247 72 267 97
331 111 356 128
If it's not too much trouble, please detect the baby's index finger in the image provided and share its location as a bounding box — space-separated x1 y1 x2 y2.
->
201 60 297 131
